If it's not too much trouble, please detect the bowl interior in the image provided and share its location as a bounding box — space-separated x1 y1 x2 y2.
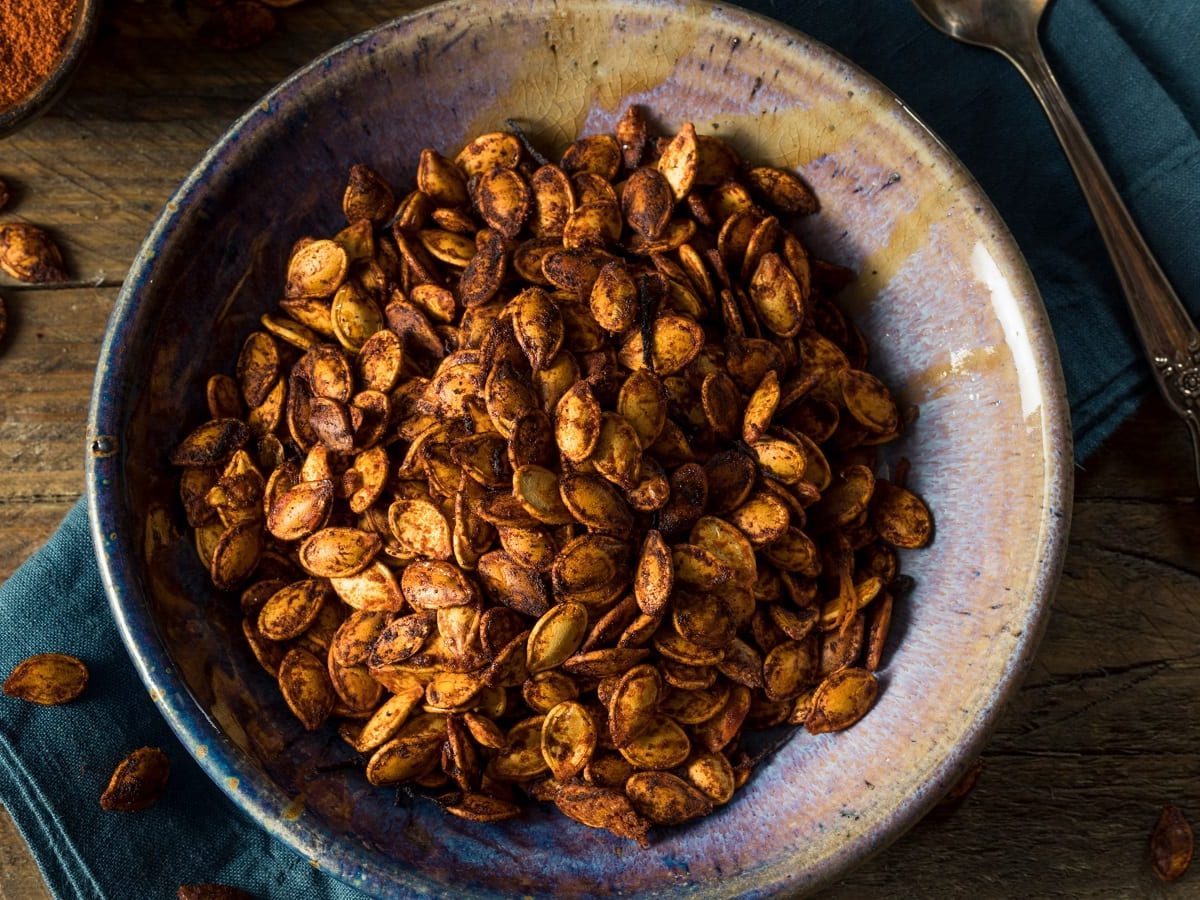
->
88 1 1071 897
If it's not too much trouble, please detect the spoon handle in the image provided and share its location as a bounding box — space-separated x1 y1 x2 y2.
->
1006 40 1200 481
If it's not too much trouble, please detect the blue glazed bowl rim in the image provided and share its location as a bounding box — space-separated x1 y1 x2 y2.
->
86 1 1073 896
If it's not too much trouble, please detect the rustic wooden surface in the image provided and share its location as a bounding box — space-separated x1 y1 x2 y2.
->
1 2 1197 897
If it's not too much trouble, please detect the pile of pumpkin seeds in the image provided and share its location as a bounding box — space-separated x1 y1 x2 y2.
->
171 108 932 844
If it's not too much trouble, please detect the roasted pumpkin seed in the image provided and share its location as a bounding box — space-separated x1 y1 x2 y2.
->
330 561 404 612
747 165 819 215
343 164 395 224
3 653 88 705
257 579 328 641
805 667 877 734
266 479 332 541
526 602 589 673
477 551 551 617
541 701 597 780
607 663 660 747
402 560 477 609
367 726 443 785
275 647 335 731
285 239 347 299
0 223 67 283
559 473 633 534
388 498 453 560
490 716 550 781
332 609 389 667
456 131 521 178
684 752 735 804
871 480 933 549
626 771 713 825
555 783 650 847
1151 804 1194 883
99 747 170 812
617 314 704 376
298 527 380 578
618 714 690 770
477 167 531 239
173 113 930 843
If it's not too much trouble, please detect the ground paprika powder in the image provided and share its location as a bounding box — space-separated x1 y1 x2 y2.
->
0 0 78 110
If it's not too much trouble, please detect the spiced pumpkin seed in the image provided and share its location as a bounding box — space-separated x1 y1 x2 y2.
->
805 667 878 734
298 527 380 578
257 579 328 641
99 747 170 812
0 223 67 283
559 473 634 534
554 783 650 847
266 479 332 541
477 551 551 617
173 113 931 841
541 701 597 780
617 314 704 376
210 521 263 590
618 714 690 770
871 480 933 549
685 752 735 804
477 167 531 239
388 498 453 560
607 663 660 747
402 560 477 609
3 653 88 705
278 647 335 731
330 560 404 612
367 724 443 785
626 771 713 825
456 131 521 177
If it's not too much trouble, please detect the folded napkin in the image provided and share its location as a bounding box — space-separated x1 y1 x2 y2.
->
3 2 1198 898
0 499 367 900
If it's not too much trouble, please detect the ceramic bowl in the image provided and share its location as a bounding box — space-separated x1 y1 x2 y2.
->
0 0 100 137
86 0 1072 895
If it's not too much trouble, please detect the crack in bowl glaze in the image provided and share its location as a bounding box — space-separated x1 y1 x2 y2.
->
86 1 1072 896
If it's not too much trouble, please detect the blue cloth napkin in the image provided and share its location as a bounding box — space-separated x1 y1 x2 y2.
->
3 2 1199 898
0 499 367 900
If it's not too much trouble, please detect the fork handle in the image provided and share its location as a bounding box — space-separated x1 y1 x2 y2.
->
1005 40 1200 482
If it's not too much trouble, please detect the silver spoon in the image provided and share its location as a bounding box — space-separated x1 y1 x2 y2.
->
911 0 1200 484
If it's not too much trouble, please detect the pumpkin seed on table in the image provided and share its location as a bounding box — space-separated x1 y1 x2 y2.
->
1151 804 1194 883
177 886 255 900
3 653 88 705
0 223 67 283
172 109 930 845
100 747 170 812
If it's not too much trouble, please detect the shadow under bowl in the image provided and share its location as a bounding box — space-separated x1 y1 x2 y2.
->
86 1 1073 896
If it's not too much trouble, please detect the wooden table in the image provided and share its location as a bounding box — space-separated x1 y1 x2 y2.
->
1 2 1196 896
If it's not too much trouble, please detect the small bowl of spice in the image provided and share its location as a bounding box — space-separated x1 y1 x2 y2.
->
0 0 100 137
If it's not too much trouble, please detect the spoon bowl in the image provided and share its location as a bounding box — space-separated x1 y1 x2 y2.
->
910 0 1047 53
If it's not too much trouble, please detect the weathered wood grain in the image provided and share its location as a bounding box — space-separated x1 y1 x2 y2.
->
1074 394 1198 501
0 287 111 579
3 0 1199 896
0 0 433 290
0 809 49 900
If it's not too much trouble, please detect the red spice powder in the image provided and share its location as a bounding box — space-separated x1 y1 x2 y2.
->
0 0 77 110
